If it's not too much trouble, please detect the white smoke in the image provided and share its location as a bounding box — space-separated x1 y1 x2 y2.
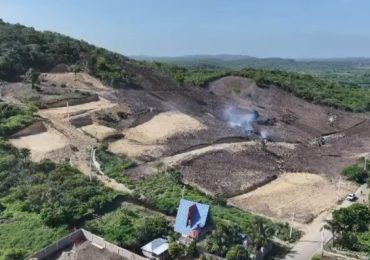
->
223 106 259 135
260 129 269 139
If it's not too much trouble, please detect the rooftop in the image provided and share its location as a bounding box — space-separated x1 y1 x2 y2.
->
174 199 210 236
141 238 168 256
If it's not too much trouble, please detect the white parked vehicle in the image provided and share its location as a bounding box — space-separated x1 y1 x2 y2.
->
346 193 357 201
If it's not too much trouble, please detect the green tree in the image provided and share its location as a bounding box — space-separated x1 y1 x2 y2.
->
135 216 170 245
242 218 274 250
357 231 370 254
186 240 199 258
3 248 27 260
19 148 30 163
226 245 250 260
329 204 370 250
25 68 40 89
168 242 184 259
207 222 244 257
341 164 368 184
322 220 336 247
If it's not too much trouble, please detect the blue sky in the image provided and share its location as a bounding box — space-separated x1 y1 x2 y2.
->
0 0 369 58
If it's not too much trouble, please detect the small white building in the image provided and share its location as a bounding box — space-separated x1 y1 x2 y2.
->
141 238 169 260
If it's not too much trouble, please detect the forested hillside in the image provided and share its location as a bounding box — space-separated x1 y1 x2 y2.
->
152 63 370 112
1 19 370 112
0 19 132 86
137 55 370 88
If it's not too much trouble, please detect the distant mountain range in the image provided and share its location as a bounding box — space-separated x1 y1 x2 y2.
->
131 55 370 87
131 54 370 65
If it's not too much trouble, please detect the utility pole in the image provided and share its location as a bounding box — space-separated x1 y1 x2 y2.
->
67 101 70 123
365 156 368 171
289 207 296 239
89 148 93 182
181 185 186 199
321 228 325 251
336 176 342 202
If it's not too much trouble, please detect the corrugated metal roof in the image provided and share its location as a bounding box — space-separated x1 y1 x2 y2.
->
141 238 169 255
174 199 210 235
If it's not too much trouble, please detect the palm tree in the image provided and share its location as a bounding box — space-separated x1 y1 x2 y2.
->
20 148 30 164
322 220 336 248
247 218 274 250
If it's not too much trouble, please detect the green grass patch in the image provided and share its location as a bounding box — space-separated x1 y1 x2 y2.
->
0 207 67 260
0 140 118 257
86 204 170 251
96 148 136 189
0 103 35 137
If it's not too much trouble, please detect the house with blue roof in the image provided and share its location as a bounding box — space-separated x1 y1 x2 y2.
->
174 199 210 240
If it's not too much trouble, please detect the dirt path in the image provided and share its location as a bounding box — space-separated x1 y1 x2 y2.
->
40 113 132 194
283 183 368 260
160 141 295 167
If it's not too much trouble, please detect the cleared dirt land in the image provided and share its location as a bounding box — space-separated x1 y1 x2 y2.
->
124 111 207 144
109 139 164 160
40 72 108 91
38 97 116 119
131 141 296 196
6 71 369 224
81 123 116 140
9 129 69 161
109 111 208 160
229 173 356 223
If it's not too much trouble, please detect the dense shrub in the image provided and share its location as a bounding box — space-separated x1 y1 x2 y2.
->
0 141 117 227
168 242 184 258
226 245 250 260
96 149 136 188
86 205 170 250
207 222 244 257
0 103 35 137
0 210 67 260
341 164 368 184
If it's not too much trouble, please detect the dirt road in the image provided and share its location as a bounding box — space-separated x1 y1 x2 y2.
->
283 183 368 260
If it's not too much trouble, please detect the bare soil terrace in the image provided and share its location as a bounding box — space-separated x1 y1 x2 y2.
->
229 173 356 223
5 72 370 223
9 125 70 162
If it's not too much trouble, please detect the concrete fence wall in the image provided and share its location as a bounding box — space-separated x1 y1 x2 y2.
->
29 229 84 259
81 230 147 260
29 229 147 260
